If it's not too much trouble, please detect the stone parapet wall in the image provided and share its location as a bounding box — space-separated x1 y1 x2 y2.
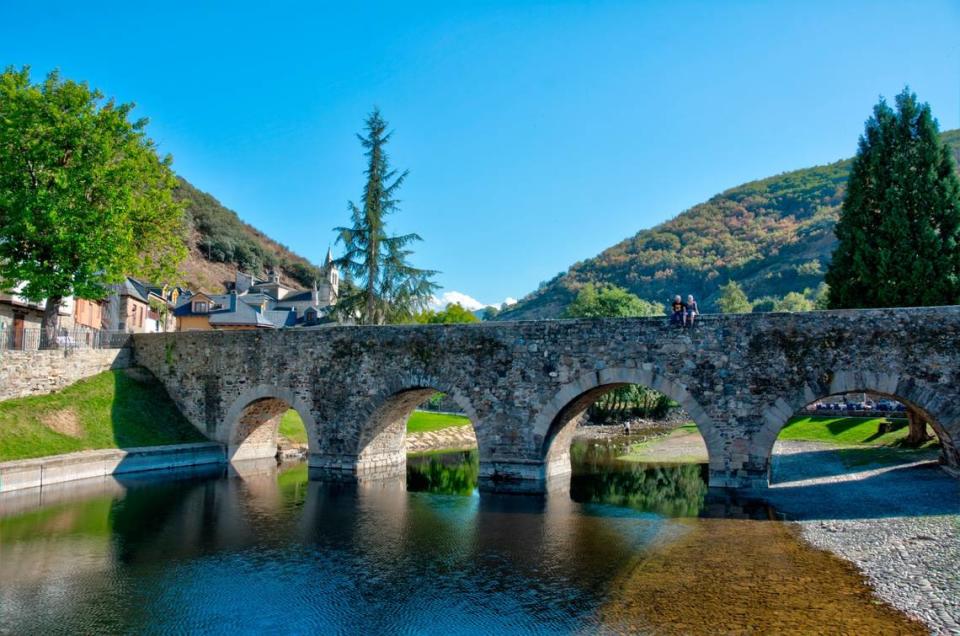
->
0 347 132 402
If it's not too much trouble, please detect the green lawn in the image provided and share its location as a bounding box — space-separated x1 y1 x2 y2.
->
276 409 471 445
406 410 472 434
279 410 308 444
0 368 206 462
778 415 935 447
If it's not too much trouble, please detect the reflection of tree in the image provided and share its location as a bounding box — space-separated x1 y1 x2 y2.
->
406 451 479 495
407 445 708 517
569 444 708 517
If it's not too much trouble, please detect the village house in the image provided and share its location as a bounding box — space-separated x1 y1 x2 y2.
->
0 284 45 349
107 278 182 334
175 252 339 332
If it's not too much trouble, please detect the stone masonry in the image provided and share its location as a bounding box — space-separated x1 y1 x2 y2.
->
0 348 132 401
131 307 960 493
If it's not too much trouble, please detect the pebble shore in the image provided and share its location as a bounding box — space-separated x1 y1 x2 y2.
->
768 440 960 633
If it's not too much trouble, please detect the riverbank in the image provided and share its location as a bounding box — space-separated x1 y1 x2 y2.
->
407 425 477 454
592 422 959 632
0 367 206 462
765 441 960 631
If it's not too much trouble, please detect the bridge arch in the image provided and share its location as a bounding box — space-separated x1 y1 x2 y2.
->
751 368 960 483
352 373 482 477
223 384 319 462
532 366 723 480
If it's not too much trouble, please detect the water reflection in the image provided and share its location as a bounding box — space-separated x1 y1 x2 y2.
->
407 450 479 496
408 441 709 518
0 447 926 635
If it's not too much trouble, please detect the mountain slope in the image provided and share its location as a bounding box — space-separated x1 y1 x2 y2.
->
499 129 960 319
174 178 326 293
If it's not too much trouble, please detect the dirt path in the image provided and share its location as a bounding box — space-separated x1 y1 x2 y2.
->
620 426 709 463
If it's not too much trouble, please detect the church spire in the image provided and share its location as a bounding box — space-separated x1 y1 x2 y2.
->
325 246 334 267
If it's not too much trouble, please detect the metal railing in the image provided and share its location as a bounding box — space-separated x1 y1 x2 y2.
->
0 326 132 353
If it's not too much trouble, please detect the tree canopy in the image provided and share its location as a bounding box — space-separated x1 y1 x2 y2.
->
0 66 187 338
414 302 479 324
564 283 664 318
826 88 960 308
333 109 438 324
716 280 752 314
772 291 815 312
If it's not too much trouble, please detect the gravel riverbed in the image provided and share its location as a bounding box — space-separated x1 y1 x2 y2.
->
766 440 960 633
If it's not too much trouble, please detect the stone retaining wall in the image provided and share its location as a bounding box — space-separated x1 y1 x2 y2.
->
0 347 132 401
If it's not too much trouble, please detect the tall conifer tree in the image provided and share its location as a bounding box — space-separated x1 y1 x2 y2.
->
825 88 960 444
333 109 437 324
826 88 960 308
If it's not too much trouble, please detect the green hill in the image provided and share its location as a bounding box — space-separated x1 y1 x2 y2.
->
174 178 326 293
499 129 960 319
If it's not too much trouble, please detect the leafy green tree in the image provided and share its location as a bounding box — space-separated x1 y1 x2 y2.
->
480 305 500 321
811 283 830 310
414 302 479 324
333 109 438 324
0 67 186 343
826 88 960 309
716 281 752 313
564 283 664 318
772 291 815 312
825 88 960 445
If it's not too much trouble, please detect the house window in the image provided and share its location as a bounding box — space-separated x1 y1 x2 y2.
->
193 301 209 314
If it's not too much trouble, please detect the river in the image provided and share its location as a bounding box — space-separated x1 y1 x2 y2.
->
0 440 925 634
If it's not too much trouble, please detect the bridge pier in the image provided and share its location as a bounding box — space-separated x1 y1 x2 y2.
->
307 452 406 483
476 458 574 495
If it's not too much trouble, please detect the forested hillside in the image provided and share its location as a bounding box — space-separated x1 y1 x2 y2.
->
174 178 326 292
499 129 960 319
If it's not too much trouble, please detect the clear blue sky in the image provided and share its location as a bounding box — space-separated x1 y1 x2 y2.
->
4 1 959 307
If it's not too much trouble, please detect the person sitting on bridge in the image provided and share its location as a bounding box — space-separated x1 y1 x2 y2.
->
670 295 686 327
685 294 699 328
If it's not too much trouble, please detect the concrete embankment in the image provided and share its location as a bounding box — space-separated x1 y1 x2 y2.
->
0 442 225 493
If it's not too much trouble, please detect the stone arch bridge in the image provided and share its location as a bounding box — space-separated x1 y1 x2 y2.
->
132 307 960 492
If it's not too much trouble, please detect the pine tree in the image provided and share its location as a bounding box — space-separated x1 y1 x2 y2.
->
333 109 438 324
826 88 960 309
825 88 960 445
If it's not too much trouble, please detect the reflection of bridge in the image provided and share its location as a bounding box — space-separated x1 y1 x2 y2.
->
133 307 960 492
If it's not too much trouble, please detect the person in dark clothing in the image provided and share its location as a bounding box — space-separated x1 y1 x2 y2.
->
670 295 686 327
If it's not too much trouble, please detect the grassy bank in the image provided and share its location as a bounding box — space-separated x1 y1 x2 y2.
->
279 410 308 444
0 368 206 462
276 409 472 446
618 416 939 466
406 411 471 434
777 416 935 447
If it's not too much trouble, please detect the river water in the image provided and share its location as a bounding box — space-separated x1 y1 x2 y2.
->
0 440 924 635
